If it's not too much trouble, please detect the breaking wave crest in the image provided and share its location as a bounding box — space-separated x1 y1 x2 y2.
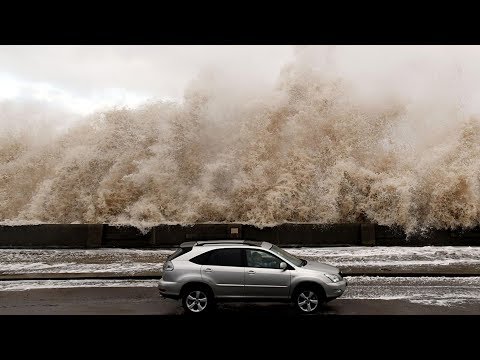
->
2 46 480 234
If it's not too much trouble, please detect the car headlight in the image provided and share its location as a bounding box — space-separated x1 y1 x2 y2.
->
324 273 341 283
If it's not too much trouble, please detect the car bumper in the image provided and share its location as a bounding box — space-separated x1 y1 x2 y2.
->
158 278 182 300
323 278 347 299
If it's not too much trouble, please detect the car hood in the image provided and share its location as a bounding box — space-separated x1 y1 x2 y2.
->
302 261 339 274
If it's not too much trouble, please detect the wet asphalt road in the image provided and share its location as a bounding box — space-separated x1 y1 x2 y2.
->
0 277 479 315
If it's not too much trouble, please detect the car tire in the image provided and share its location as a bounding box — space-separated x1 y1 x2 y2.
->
293 285 325 314
181 285 215 315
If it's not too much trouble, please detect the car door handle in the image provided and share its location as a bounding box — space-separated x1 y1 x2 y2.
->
247 270 255 275
204 268 213 272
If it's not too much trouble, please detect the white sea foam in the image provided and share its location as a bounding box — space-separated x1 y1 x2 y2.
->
3 46 480 234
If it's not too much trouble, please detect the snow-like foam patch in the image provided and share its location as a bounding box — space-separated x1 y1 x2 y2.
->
0 279 159 291
342 276 480 306
1 246 480 275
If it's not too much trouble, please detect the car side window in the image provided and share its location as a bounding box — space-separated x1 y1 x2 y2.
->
208 248 243 267
246 249 283 269
190 251 211 265
194 248 243 267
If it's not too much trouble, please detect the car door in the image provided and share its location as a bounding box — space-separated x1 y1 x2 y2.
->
244 249 291 298
199 248 245 298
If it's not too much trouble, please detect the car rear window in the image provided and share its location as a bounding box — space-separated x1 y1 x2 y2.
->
167 247 192 261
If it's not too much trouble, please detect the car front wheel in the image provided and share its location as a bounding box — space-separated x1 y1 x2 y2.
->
294 286 325 314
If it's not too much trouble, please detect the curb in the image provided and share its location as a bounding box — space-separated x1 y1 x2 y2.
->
1 272 479 281
0 275 163 281
345 272 480 277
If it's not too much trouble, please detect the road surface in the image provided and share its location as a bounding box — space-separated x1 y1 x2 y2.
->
0 276 479 315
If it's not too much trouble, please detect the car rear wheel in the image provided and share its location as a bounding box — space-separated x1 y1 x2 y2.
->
182 286 214 314
294 287 325 314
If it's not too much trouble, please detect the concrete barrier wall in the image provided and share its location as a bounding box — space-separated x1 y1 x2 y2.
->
375 225 480 246
1 223 480 248
0 224 101 248
102 225 152 248
242 224 362 246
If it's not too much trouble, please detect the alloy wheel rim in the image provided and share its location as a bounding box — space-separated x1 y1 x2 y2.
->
298 291 319 312
186 290 208 312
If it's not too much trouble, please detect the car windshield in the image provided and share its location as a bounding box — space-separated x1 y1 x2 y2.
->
268 244 304 267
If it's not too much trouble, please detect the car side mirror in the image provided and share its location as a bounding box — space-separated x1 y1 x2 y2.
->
280 262 287 271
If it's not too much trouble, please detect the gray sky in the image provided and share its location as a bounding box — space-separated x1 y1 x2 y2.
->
3 45 480 119
0 45 295 115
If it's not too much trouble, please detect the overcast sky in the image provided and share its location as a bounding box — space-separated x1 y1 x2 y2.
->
3 45 480 120
0 45 295 115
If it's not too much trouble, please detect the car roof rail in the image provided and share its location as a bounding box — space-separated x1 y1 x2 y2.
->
179 239 263 247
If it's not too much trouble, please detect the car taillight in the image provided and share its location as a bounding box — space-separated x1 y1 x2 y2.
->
163 261 174 271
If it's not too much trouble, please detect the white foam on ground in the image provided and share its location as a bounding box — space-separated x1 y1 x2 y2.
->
288 246 480 268
0 262 163 274
342 276 480 306
0 279 159 291
1 246 479 275
0 248 170 275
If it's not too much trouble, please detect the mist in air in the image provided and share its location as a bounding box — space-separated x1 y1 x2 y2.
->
2 45 480 234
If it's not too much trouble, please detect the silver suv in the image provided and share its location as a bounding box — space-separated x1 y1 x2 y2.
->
158 240 347 314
